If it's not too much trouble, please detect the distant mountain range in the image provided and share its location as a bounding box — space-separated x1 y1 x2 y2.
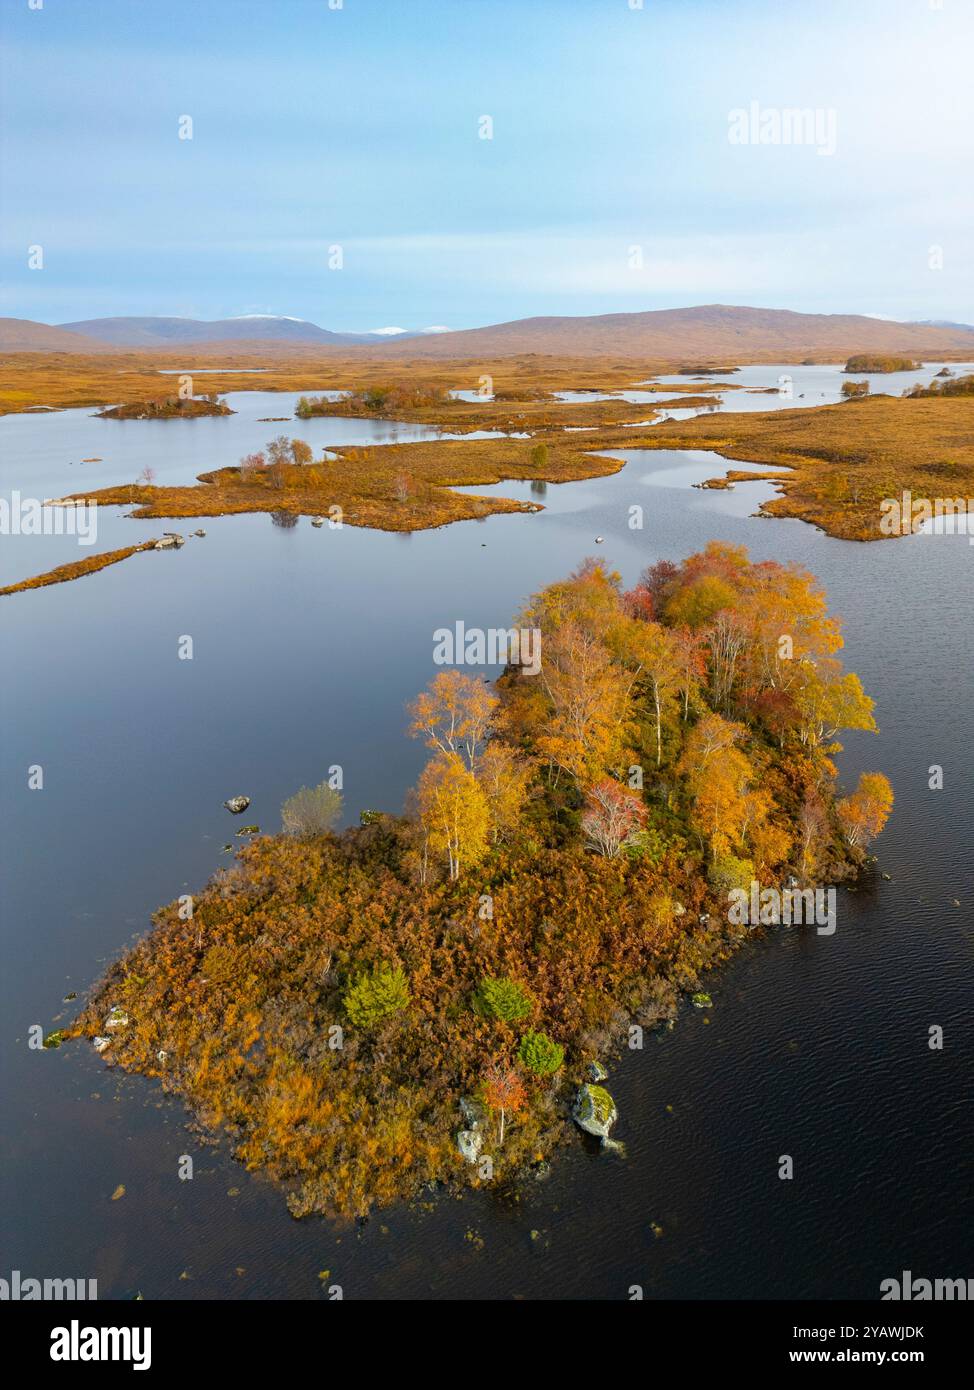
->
52 315 453 349
2 305 973 360
358 304 974 360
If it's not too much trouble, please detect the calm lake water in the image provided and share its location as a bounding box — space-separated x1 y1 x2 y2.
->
1 365 971 1299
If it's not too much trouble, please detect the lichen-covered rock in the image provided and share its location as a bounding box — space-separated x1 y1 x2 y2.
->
573 1084 618 1141
587 1060 609 1082
691 991 712 1009
460 1096 486 1131
457 1129 483 1164
104 1005 129 1030
224 796 251 815
92 1036 111 1053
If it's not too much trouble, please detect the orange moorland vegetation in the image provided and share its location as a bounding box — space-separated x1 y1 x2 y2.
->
0 542 157 597
615 393 974 540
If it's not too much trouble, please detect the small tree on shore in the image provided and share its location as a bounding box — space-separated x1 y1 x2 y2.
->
837 771 894 847
482 1063 527 1147
281 781 342 835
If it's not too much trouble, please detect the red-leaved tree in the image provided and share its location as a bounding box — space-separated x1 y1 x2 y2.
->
482 1063 527 1147
581 778 648 858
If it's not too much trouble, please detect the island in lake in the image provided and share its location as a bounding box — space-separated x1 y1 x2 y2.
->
72 545 892 1219
95 393 234 419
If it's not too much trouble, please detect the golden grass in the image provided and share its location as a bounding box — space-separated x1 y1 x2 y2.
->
6 363 970 603
66 438 626 532
609 394 974 540
0 542 154 597
0 349 728 415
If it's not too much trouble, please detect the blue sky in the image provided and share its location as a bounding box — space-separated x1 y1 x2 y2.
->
2 0 972 329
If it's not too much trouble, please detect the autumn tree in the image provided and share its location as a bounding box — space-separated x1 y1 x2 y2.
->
581 778 648 857
515 560 635 785
790 658 877 753
408 671 498 771
664 572 737 631
266 435 292 467
536 622 632 784
678 714 753 859
672 626 707 720
482 1063 527 1147
290 438 313 466
797 789 830 880
617 618 682 766
416 752 490 880
476 741 531 841
837 772 894 847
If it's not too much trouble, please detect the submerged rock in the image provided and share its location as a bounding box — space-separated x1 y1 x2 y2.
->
572 1083 618 1142
457 1129 483 1164
42 1030 65 1049
224 796 251 815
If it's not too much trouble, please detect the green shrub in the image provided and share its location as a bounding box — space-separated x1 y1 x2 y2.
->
518 1030 564 1075
709 853 755 897
623 826 669 865
473 976 534 1022
343 963 410 1029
